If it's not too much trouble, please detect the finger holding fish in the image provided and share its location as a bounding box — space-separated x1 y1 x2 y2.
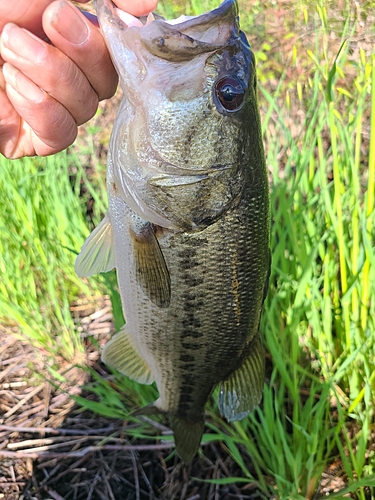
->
0 0 154 158
114 0 158 17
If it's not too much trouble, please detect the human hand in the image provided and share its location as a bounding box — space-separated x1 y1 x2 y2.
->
0 0 158 159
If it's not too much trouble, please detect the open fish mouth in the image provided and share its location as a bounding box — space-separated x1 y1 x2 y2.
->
95 0 239 60
113 8 158 28
100 0 236 28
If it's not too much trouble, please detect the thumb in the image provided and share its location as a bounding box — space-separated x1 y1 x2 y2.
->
0 0 53 37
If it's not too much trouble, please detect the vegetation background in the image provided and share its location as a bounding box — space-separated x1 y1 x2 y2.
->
1 0 374 498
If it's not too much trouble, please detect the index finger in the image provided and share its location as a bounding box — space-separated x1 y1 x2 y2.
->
112 0 158 17
42 1 118 101
0 0 91 37
0 0 52 37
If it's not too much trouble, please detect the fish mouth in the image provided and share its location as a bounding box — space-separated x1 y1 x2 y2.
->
111 8 158 28
110 0 237 29
95 0 239 61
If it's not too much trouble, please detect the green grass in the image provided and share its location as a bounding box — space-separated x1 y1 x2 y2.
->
1 0 374 498
0 148 106 362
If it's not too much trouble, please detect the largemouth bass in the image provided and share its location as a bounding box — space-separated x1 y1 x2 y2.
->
76 0 270 463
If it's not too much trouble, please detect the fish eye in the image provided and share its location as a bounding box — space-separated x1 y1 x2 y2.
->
215 77 245 112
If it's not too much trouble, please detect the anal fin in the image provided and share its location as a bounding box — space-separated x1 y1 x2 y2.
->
102 325 155 385
130 221 171 308
218 334 265 422
75 214 115 278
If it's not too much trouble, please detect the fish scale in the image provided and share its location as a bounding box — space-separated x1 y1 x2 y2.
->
76 0 271 463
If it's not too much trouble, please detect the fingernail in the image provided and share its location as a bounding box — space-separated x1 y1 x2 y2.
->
51 1 89 45
1 23 47 62
3 63 45 104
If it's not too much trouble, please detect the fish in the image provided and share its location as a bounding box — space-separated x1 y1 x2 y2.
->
76 0 271 463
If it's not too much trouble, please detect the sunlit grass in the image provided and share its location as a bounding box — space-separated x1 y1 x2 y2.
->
0 151 105 362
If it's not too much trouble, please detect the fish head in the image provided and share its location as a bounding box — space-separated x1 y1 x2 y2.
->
96 0 264 231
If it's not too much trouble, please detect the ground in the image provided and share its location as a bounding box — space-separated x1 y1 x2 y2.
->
0 298 349 499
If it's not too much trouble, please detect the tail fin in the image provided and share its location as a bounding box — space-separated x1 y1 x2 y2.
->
170 416 205 464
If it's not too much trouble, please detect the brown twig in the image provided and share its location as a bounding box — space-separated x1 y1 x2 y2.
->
7 434 130 451
8 437 91 452
0 381 27 388
3 384 45 419
138 415 171 433
6 403 46 422
87 471 101 500
0 443 174 459
0 360 26 380
131 451 141 500
102 467 116 500
0 482 26 488
39 453 91 486
43 487 66 500
0 423 121 435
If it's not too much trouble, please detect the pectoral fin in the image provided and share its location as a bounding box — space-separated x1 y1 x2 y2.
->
75 214 115 278
101 325 155 385
218 335 265 422
130 222 171 308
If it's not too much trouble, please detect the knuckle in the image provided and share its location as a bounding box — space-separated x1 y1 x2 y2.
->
53 61 99 125
76 91 99 125
43 104 78 149
88 54 118 101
